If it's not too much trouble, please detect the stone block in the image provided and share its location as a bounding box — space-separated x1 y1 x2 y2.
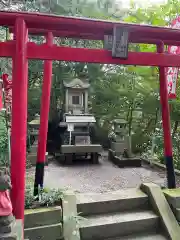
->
27 153 48 166
30 145 37 154
25 206 62 228
0 223 12 234
174 208 180 222
0 215 14 227
27 154 37 165
13 220 22 240
24 223 63 240
0 233 17 240
111 142 126 154
111 155 142 168
163 189 180 209
62 191 80 240
0 217 19 240
61 144 102 154
108 149 115 162
141 183 180 240
80 211 159 239
77 188 148 216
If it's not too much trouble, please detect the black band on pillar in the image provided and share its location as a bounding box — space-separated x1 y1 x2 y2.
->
165 156 176 189
34 162 45 196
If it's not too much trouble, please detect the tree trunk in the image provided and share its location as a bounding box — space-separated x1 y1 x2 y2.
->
172 121 179 139
128 104 133 136
127 73 136 136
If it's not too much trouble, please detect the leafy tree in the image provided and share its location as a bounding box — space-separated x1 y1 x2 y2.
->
1 0 180 169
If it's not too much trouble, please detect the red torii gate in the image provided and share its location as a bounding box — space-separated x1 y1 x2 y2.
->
0 11 179 232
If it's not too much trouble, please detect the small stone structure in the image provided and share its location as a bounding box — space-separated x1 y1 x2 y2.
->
108 118 142 167
163 189 180 224
27 114 48 166
110 119 131 157
0 169 17 239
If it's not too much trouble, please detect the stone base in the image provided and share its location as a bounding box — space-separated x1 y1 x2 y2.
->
0 215 18 240
0 223 13 234
61 144 102 154
27 153 48 166
0 215 14 227
114 156 142 168
30 145 38 154
108 149 142 168
163 189 180 223
91 152 99 164
0 215 15 235
0 233 17 239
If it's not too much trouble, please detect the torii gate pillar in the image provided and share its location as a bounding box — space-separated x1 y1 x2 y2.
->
34 32 53 196
158 43 176 188
11 17 28 231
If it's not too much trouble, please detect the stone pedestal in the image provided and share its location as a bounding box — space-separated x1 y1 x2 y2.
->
0 170 20 239
0 215 17 239
30 140 38 154
27 139 49 166
27 152 49 166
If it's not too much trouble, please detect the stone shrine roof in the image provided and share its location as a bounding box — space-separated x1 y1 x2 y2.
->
28 114 40 126
63 78 90 89
113 119 127 124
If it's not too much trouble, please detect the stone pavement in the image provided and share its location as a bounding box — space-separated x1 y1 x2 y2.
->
30 154 176 193
27 153 180 193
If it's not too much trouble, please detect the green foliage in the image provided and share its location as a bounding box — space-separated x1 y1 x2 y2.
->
0 114 8 166
25 178 65 209
1 0 180 171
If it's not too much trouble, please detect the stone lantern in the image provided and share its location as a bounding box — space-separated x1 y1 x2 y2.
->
109 118 142 167
111 118 131 157
28 114 48 165
28 114 40 154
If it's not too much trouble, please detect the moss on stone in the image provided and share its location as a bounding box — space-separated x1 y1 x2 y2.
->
25 206 61 214
163 188 180 197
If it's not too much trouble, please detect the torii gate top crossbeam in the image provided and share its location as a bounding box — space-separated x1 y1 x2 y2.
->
1 11 180 45
1 11 180 67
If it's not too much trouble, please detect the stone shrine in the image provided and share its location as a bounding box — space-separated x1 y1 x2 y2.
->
57 77 102 164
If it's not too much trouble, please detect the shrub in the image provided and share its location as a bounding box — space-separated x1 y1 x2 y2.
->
25 178 65 209
0 116 8 166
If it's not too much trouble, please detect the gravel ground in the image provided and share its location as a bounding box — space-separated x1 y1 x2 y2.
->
25 152 180 193
27 152 180 193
